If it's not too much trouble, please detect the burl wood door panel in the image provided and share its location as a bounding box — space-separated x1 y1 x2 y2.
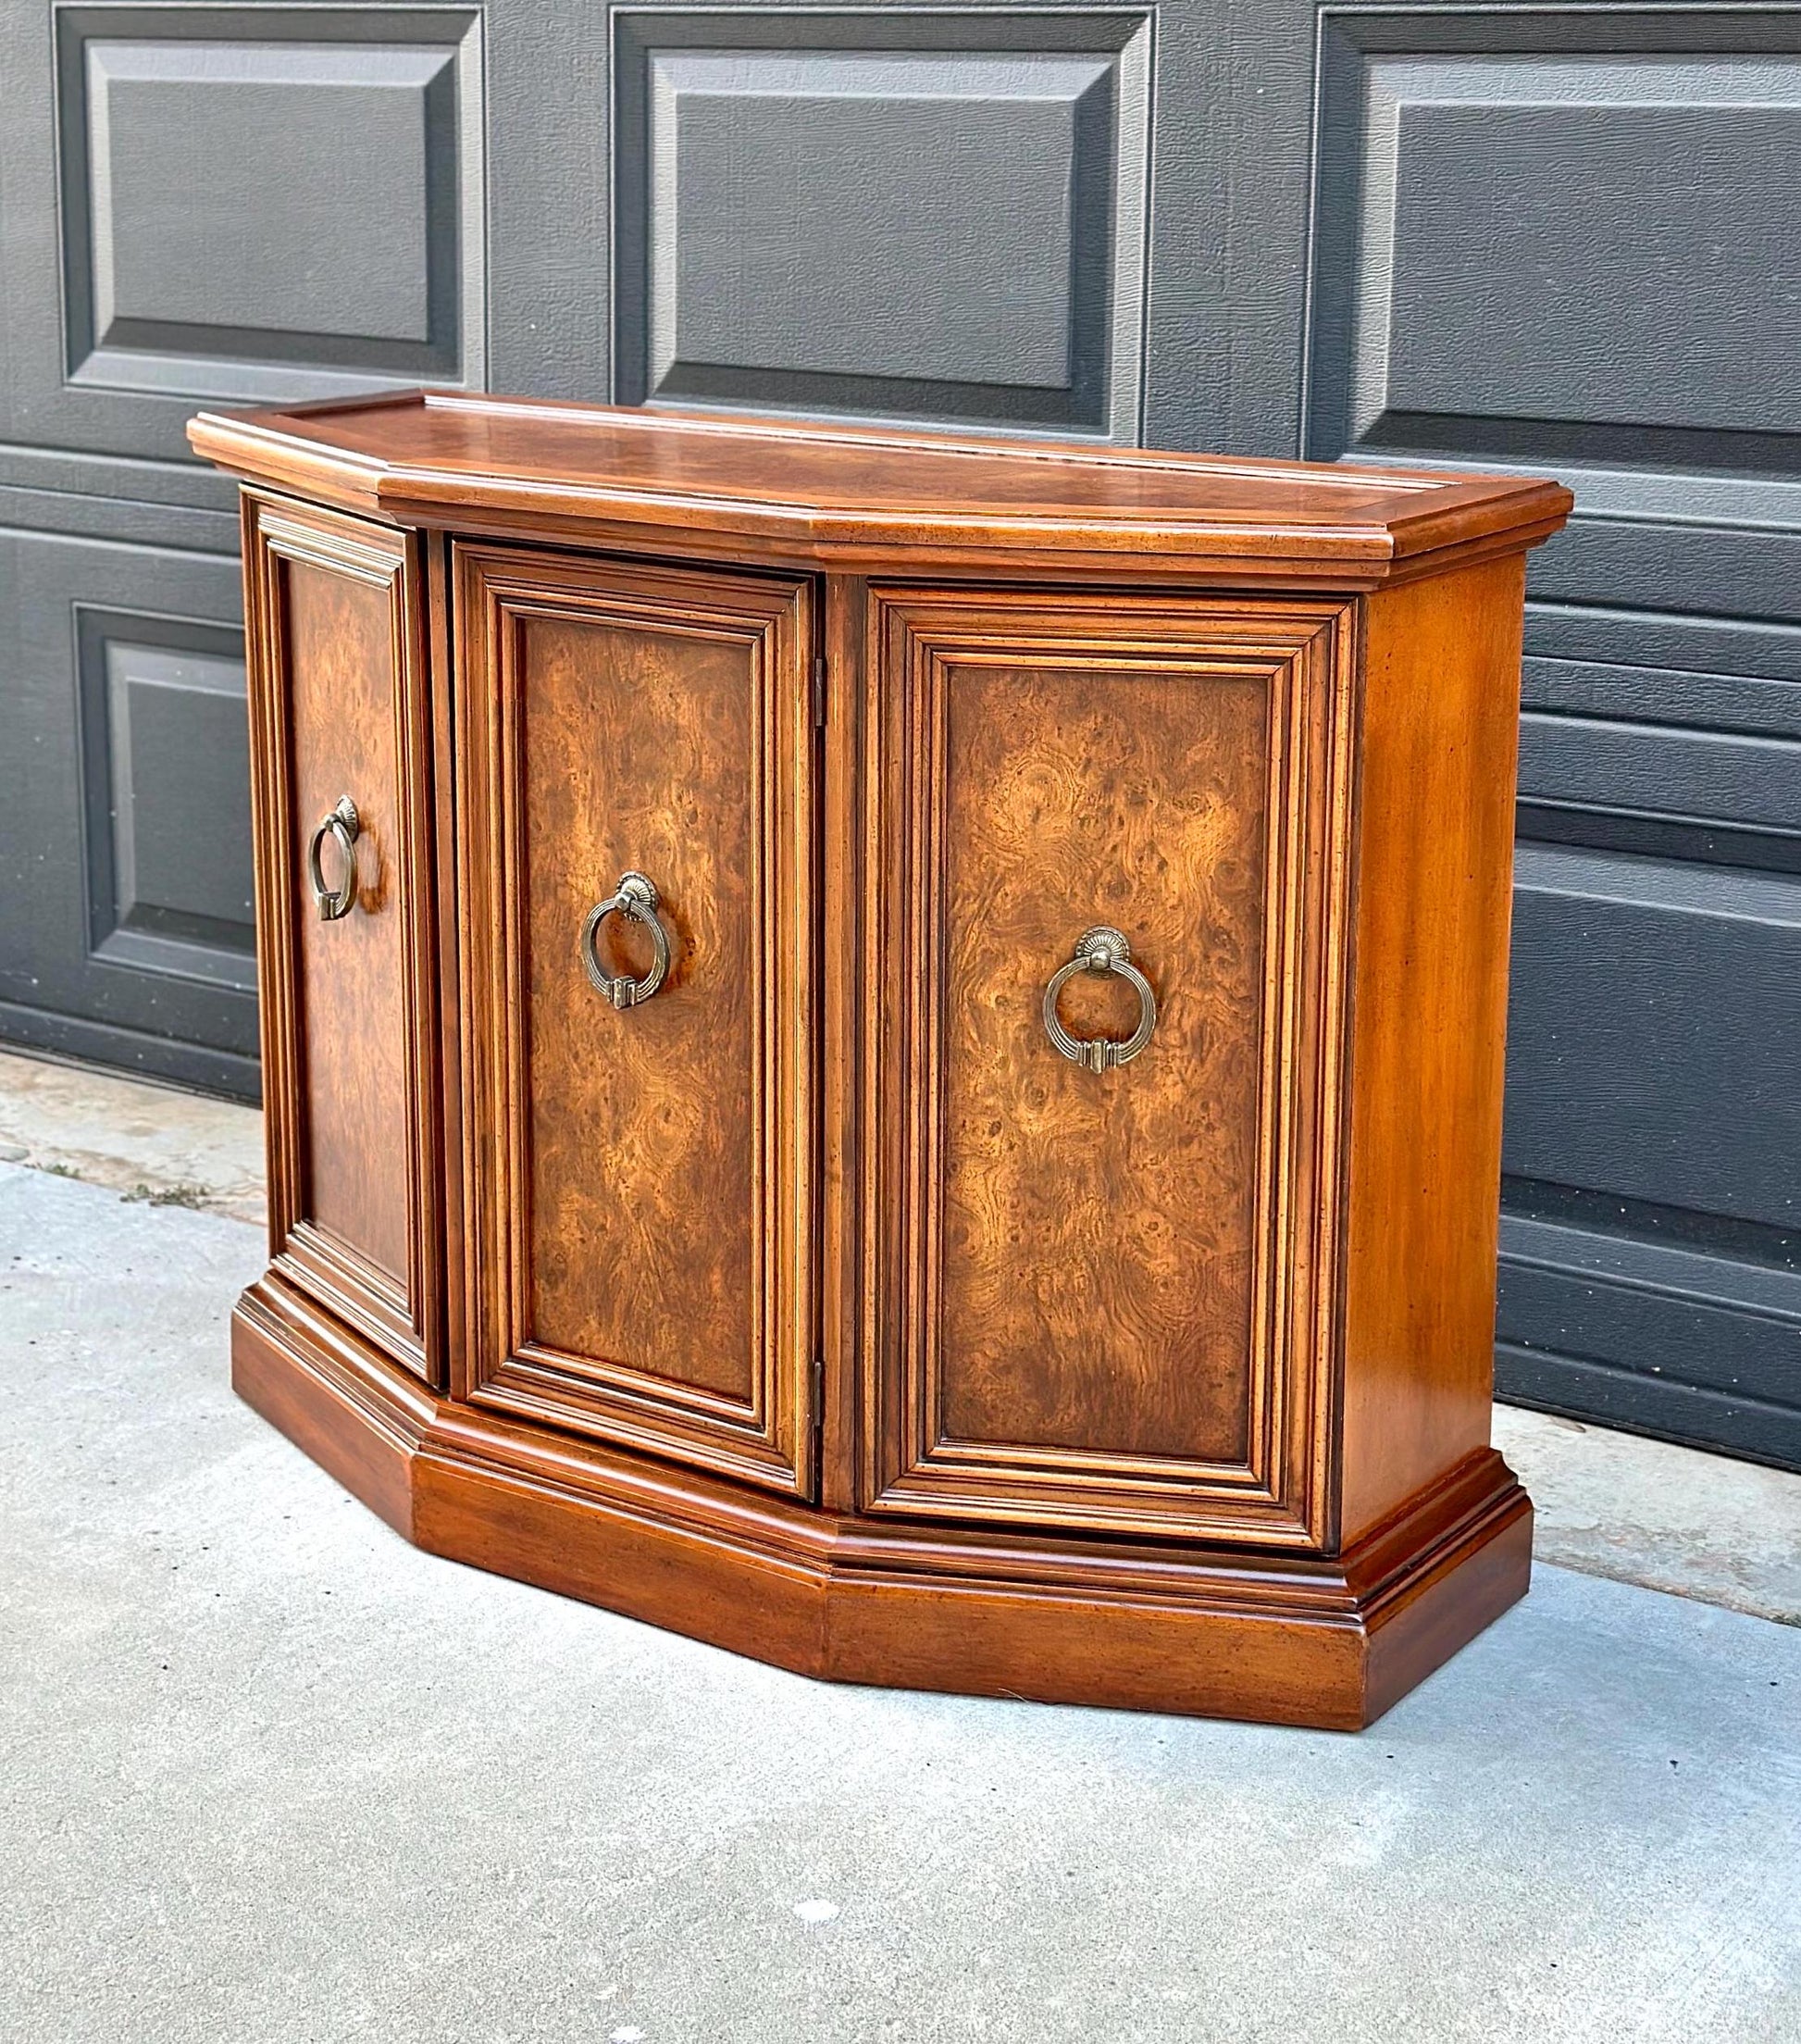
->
242 495 440 1377
863 589 1356 1546
455 545 817 1496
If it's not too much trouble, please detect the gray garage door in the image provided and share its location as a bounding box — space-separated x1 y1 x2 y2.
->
1 0 1795 1467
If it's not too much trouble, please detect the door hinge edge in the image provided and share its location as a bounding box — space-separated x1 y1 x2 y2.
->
812 654 827 729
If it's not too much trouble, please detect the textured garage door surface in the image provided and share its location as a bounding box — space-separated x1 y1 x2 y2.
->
0 0 1795 1465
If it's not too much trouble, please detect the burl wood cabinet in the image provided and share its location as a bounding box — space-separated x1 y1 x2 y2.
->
190 393 1571 1729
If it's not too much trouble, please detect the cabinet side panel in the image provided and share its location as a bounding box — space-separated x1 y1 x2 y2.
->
245 492 438 1379
1338 555 1526 1545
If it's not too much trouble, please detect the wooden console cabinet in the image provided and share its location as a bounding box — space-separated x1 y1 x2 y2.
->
190 393 1570 1729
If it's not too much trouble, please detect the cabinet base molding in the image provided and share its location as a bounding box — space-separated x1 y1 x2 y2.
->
235 1278 1531 1732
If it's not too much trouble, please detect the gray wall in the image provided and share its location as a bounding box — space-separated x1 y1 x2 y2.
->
1 0 1795 1466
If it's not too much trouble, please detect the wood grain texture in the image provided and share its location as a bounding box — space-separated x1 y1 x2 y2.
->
818 572 865 1516
863 589 1359 1545
241 492 440 1379
288 562 411 1279
189 391 1574 592
1337 555 1530 1544
233 1278 429 1541
453 544 818 1496
232 1285 1532 1730
198 405 1568 1727
523 610 756 1397
425 533 463 1396
938 657 1269 1461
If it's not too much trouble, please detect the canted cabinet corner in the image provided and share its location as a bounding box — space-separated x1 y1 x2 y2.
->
240 491 442 1381
193 393 1571 1730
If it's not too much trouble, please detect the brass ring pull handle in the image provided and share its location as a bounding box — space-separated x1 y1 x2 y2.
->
1042 926 1158 1072
580 870 673 1010
306 797 362 921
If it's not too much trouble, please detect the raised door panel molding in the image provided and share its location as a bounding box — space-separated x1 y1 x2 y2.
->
453 544 818 1498
54 5 485 407
243 494 441 1379
1306 10 1801 476
861 590 1356 1546
74 608 255 992
1302 9 1801 682
614 10 1151 437
1305 8 1801 1474
0 529 256 1091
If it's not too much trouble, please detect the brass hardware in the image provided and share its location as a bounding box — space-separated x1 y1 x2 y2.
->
306 796 362 921
580 869 673 1010
1042 925 1158 1072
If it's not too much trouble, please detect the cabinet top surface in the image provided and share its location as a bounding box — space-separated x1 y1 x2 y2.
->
190 390 1571 586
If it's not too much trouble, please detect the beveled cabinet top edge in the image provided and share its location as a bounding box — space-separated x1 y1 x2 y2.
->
187 389 1571 586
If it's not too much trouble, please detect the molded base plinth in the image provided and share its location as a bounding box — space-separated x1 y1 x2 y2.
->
233 1278 1533 1731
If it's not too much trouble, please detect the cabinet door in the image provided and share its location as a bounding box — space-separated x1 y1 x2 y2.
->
243 495 441 1377
863 589 1355 1547
455 545 817 1497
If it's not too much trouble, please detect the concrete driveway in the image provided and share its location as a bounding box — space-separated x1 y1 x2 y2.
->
3 1158 1798 2043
